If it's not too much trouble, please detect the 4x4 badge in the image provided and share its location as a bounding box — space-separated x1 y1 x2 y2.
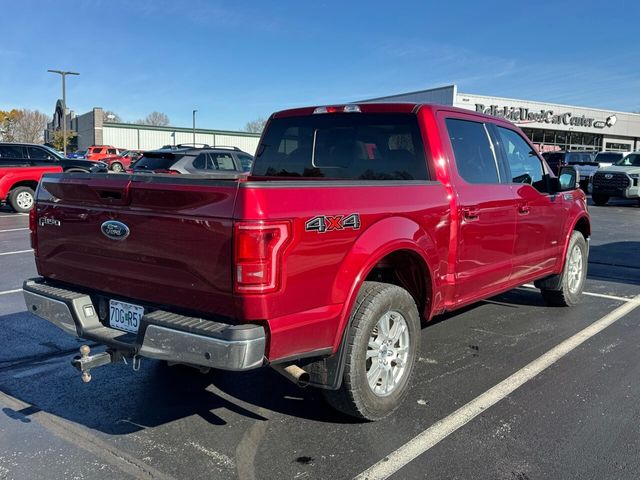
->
305 213 361 233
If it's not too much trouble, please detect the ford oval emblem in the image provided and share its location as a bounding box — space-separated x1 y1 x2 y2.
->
604 174 613 179
101 220 130 241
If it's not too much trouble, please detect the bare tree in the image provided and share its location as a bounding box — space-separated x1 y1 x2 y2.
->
244 117 267 133
137 111 170 126
103 110 122 123
14 110 49 143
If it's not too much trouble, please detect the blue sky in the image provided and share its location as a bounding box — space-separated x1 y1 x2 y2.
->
1 0 639 131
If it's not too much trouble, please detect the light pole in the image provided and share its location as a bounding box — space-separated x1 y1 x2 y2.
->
192 109 197 145
48 69 79 156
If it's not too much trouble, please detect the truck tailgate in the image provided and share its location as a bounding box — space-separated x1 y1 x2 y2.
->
34 173 239 317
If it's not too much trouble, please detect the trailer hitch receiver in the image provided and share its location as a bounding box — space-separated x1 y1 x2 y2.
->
71 345 126 382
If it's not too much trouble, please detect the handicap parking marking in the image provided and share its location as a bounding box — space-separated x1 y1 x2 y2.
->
355 294 640 480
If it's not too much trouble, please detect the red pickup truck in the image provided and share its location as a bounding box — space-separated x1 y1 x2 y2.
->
0 165 62 212
24 103 589 420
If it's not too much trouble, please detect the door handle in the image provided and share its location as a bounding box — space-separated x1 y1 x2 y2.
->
462 207 480 221
518 203 530 215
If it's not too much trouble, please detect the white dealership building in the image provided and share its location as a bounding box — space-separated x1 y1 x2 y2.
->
45 102 261 154
363 85 640 153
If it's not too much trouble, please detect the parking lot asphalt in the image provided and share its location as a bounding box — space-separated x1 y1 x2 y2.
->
0 199 638 480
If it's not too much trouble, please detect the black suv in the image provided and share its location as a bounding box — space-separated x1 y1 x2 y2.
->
129 144 254 174
0 143 96 172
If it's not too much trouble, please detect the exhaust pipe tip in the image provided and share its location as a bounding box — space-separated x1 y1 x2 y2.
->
272 364 310 388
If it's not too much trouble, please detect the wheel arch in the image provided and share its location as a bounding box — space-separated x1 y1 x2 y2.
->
331 216 440 350
9 180 39 193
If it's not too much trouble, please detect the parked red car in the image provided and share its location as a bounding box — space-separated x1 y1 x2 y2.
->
24 103 589 420
100 149 144 172
0 163 61 212
85 145 123 162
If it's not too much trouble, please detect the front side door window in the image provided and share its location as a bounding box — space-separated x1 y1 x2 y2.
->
494 126 562 279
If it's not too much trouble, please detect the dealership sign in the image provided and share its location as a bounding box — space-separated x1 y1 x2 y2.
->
475 104 615 129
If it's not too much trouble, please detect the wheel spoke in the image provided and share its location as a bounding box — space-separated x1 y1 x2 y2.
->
379 314 390 337
368 339 380 350
391 323 405 344
366 349 378 359
367 362 382 389
380 367 390 393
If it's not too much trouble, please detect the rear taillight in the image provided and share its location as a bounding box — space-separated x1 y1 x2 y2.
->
234 222 290 293
29 207 37 250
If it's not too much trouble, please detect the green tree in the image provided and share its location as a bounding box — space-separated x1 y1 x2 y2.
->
50 129 77 151
0 109 22 141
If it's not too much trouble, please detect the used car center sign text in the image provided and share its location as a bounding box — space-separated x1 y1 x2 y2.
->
475 104 615 129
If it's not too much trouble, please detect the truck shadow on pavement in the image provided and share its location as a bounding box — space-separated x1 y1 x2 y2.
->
0 279 623 434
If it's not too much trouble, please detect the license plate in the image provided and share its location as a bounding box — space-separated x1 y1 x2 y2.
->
109 299 144 334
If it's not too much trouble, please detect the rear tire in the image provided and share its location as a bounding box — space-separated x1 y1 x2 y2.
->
111 162 124 173
540 231 588 307
592 194 609 206
8 186 35 213
322 281 420 421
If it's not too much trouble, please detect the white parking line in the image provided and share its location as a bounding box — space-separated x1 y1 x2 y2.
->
355 294 640 480
0 249 33 256
0 228 29 233
520 284 634 303
0 288 22 296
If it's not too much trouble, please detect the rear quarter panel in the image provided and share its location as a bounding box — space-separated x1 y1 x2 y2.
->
233 181 451 360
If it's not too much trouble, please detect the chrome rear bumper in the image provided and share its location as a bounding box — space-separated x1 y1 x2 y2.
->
23 278 266 371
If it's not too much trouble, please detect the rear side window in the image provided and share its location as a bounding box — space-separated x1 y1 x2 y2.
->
237 153 254 172
133 154 177 170
27 147 54 160
0 145 24 158
92 147 103 154
210 152 236 170
252 113 429 180
446 118 499 184
107 148 117 155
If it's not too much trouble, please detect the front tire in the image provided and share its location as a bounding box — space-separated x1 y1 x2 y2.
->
111 162 124 173
8 186 35 213
540 231 588 307
323 282 420 421
592 194 609 206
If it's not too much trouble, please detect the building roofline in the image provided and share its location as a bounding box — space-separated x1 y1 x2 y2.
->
103 122 261 138
359 84 457 102
458 91 640 117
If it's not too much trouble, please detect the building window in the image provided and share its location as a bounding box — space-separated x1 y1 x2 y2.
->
520 127 602 152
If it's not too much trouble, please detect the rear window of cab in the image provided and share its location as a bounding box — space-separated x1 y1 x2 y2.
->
252 113 429 180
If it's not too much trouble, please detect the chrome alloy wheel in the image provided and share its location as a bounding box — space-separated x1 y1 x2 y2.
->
366 310 410 397
16 191 34 210
567 244 584 293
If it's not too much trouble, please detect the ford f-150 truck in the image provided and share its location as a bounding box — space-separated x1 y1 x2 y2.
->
23 103 590 420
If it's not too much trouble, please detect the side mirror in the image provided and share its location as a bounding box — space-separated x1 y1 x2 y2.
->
556 166 578 192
